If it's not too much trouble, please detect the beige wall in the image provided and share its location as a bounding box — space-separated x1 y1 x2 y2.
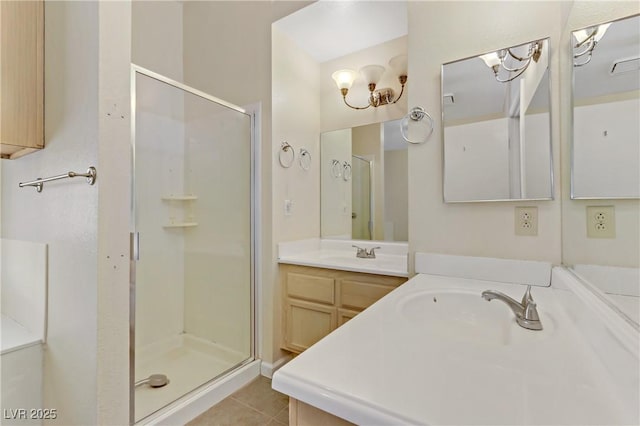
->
97 1 132 424
384 149 408 241
561 1 640 267
408 1 639 271
407 1 571 267
1 2 132 425
131 1 183 82
182 1 311 365
1 2 99 424
272 26 321 360
272 27 321 244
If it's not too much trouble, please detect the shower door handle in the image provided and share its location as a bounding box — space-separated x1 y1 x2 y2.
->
130 232 140 261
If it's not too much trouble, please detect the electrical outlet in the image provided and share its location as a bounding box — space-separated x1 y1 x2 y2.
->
586 206 615 238
284 199 293 216
515 207 538 236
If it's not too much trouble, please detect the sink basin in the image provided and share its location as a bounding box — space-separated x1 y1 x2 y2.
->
396 288 554 347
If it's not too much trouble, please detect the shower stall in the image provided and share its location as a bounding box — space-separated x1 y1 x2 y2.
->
130 66 256 423
351 155 373 240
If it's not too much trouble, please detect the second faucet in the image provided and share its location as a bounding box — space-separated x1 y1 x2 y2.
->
352 245 381 259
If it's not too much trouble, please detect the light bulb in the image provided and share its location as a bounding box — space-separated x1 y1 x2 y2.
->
359 65 385 85
479 52 501 68
331 69 358 90
389 54 408 75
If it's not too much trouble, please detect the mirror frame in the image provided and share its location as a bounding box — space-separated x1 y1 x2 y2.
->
441 38 554 203
569 14 640 200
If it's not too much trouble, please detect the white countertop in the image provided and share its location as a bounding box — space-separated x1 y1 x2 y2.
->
272 273 637 425
278 238 408 277
1 314 42 355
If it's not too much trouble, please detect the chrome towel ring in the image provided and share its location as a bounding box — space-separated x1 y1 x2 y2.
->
342 162 352 181
330 159 342 178
400 106 434 144
299 148 311 171
279 141 295 168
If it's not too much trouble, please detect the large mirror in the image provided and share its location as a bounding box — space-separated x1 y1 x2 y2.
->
321 119 408 241
568 14 640 328
571 14 640 199
442 38 553 202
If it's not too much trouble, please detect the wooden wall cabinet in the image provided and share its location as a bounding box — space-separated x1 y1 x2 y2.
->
0 0 44 159
280 264 406 353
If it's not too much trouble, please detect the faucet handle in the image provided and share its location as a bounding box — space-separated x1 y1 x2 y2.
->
367 246 382 256
352 245 366 256
523 301 540 322
521 285 534 306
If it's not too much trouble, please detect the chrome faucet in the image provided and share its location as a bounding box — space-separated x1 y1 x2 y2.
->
481 285 543 330
352 245 381 259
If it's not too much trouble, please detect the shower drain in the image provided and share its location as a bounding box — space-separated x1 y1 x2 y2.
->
135 374 169 388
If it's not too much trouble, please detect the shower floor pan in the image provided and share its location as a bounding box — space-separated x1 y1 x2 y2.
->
135 333 248 422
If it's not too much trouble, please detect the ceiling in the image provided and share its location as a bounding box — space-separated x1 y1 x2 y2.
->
574 14 640 101
273 0 408 63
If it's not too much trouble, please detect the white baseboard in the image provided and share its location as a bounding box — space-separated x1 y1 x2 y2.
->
260 355 292 378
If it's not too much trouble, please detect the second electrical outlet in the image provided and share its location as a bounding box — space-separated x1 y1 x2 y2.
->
515 206 538 236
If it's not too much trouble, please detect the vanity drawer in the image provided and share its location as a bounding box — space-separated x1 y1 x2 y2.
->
286 272 335 304
338 279 402 310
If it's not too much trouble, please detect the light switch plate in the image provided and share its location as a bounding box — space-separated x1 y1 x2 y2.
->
586 206 615 238
284 199 293 216
515 207 538 236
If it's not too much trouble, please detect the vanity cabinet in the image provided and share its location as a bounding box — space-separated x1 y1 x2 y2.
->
280 264 406 353
0 0 44 159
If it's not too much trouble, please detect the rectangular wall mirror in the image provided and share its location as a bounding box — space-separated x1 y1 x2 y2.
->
442 38 553 202
571 14 640 199
321 119 408 242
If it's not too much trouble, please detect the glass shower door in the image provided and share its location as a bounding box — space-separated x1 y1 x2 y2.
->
131 67 253 422
351 155 372 240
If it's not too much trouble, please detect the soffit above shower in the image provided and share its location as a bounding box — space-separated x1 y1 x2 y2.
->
273 0 408 63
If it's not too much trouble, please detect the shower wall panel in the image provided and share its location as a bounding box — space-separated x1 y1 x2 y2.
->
183 94 252 356
134 76 186 348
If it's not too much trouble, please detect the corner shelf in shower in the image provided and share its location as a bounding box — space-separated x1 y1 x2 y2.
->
161 195 198 201
163 222 198 228
162 195 198 228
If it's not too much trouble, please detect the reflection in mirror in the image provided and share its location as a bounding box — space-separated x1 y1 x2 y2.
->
571 14 640 199
570 265 639 328
442 38 553 202
321 119 408 242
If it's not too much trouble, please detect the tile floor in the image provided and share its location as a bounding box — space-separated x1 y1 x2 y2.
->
187 376 288 426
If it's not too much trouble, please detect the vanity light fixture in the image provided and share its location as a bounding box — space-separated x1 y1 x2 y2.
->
479 41 543 83
331 54 407 110
573 23 611 67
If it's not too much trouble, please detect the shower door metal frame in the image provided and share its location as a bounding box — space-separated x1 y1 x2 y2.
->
129 64 258 425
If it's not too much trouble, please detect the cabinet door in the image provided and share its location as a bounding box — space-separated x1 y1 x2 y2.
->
337 308 360 327
0 0 44 159
284 299 337 353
